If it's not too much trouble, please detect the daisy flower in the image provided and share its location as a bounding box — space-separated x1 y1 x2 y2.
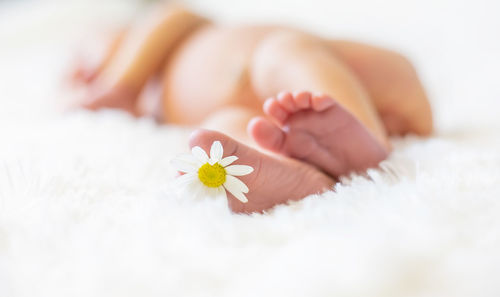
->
170 141 254 203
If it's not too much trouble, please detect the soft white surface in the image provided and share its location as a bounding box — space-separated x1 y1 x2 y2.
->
1 0 500 296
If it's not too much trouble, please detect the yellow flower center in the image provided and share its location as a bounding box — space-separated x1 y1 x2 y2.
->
198 162 226 188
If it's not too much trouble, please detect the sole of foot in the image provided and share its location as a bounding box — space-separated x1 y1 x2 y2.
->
248 91 389 177
189 129 334 213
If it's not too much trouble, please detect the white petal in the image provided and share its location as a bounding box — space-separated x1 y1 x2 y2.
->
216 186 227 200
173 173 197 188
191 180 209 199
225 165 254 176
210 141 223 163
192 146 209 163
219 156 238 167
206 187 220 199
224 175 249 193
207 186 228 200
223 175 249 203
170 154 200 173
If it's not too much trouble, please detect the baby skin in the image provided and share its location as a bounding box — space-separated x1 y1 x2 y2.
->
70 4 433 213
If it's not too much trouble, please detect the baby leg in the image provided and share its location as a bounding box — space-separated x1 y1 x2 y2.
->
201 106 259 145
329 40 433 136
80 5 207 115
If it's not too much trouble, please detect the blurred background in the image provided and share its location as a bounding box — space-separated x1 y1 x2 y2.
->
0 0 499 133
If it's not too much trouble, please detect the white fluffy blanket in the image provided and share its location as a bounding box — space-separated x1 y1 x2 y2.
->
1 0 500 296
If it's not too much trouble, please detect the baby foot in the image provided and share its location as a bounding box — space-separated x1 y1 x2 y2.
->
189 129 334 213
248 91 389 177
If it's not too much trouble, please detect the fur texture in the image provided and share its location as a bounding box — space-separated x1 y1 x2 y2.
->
1 0 500 296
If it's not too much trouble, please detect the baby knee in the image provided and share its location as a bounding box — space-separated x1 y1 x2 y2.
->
250 30 324 98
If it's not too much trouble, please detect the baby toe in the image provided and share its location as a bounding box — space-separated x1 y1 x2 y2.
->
263 97 289 124
311 93 336 111
277 91 299 112
293 91 312 109
247 117 285 153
